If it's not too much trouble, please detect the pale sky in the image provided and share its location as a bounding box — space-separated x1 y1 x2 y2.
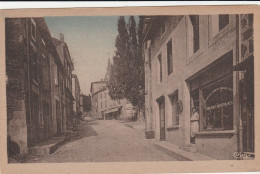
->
45 16 122 95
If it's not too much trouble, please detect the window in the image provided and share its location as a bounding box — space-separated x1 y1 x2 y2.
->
219 15 229 31
202 76 233 130
31 18 36 41
189 15 200 53
30 49 38 82
158 54 162 83
167 39 173 75
43 62 49 90
169 91 179 125
190 51 234 131
210 15 230 39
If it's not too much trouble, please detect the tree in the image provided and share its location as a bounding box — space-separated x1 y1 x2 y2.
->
108 16 129 100
108 16 145 119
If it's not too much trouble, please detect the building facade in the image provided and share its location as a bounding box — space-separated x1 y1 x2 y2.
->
90 60 135 120
143 15 254 160
90 81 107 119
79 94 91 116
6 18 60 155
52 35 75 130
6 18 79 157
50 37 66 135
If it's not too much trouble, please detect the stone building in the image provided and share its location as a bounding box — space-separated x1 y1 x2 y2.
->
90 81 107 119
50 37 66 135
6 18 60 155
143 14 254 159
52 35 75 130
90 60 135 120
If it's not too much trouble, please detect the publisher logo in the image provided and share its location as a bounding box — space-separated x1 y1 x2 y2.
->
233 152 254 159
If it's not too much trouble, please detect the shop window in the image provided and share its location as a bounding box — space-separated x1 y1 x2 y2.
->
189 15 200 53
167 39 173 75
189 51 234 131
169 91 179 125
202 76 233 130
157 53 162 83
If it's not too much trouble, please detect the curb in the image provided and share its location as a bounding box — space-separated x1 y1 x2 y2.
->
151 140 216 161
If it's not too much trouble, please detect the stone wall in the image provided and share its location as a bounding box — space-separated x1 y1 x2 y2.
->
6 18 28 155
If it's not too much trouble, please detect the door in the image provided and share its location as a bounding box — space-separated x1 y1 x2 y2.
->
61 104 65 131
31 92 39 145
42 101 49 141
56 100 61 134
159 100 166 141
241 68 254 153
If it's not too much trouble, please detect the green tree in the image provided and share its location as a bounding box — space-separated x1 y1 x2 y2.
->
108 16 145 118
108 16 129 100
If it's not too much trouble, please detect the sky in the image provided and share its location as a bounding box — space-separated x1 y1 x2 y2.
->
45 16 125 95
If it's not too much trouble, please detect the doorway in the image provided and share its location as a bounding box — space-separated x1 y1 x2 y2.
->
157 97 166 141
56 100 61 134
31 92 39 145
240 67 254 153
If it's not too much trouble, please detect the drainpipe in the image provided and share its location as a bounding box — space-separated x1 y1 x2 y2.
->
26 18 32 147
236 14 243 159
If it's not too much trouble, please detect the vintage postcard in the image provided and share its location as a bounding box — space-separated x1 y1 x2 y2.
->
0 5 260 174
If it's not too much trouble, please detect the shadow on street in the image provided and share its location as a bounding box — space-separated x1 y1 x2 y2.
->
62 120 98 146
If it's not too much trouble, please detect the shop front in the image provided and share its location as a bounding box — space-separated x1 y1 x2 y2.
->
188 51 238 159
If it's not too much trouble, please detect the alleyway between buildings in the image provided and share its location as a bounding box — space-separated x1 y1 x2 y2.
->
28 120 179 162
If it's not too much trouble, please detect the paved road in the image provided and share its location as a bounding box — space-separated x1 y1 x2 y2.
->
32 120 177 162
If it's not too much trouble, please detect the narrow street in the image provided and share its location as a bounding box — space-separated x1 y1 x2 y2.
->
30 120 178 162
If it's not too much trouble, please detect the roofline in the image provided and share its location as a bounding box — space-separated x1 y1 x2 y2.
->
90 80 107 94
34 18 61 67
51 36 74 70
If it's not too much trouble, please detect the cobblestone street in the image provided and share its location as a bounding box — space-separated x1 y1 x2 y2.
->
30 120 178 162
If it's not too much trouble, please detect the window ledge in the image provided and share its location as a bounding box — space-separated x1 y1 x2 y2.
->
167 125 181 131
187 47 205 65
194 130 236 136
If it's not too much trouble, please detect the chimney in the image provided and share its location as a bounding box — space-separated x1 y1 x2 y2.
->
60 33 64 42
